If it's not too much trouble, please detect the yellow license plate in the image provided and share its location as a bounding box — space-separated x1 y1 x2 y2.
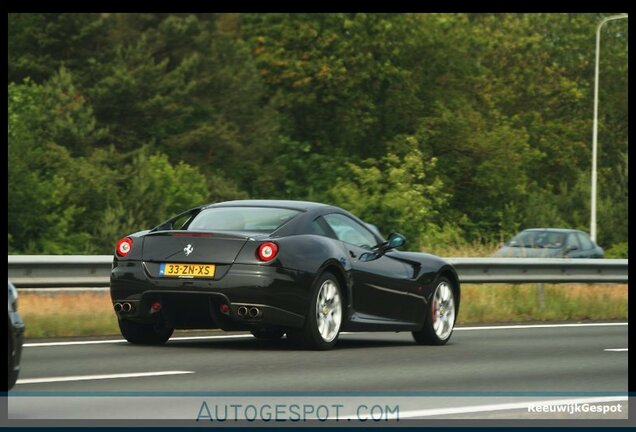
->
159 263 215 278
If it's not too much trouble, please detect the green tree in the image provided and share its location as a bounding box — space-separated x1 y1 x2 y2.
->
8 13 111 85
8 13 628 255
242 13 423 158
326 146 447 250
8 76 98 253
8 71 220 254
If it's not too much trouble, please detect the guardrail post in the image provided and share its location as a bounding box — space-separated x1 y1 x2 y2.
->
536 283 545 311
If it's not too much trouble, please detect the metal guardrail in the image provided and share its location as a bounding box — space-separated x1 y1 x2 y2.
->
446 258 628 284
8 255 113 288
7 255 628 288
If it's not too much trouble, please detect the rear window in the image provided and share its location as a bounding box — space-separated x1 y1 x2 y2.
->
187 207 300 233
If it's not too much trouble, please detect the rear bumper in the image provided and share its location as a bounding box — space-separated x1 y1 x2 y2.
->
110 261 313 330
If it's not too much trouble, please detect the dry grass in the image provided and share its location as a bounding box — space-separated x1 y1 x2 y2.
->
458 283 628 324
18 284 627 339
424 241 501 258
19 291 120 338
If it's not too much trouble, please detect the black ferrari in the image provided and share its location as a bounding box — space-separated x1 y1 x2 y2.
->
110 200 460 350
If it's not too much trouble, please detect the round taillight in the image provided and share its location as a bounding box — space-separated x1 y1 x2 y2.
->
257 242 278 262
116 237 133 257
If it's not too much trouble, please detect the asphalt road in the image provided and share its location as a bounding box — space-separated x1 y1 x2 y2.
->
7 322 629 423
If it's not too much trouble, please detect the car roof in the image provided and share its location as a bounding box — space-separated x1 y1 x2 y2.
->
202 199 329 212
521 228 587 234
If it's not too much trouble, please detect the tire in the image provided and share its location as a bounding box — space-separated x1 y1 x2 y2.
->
118 319 174 345
287 271 343 350
250 328 285 340
412 277 457 345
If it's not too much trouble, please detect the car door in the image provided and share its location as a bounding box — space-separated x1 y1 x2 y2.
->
564 233 585 258
322 213 419 322
576 232 603 258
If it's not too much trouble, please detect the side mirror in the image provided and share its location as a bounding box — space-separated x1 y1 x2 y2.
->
377 232 406 254
387 232 406 249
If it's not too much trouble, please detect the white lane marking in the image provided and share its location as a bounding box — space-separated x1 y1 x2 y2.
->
24 322 628 348
17 371 194 385
24 334 255 347
25 339 129 347
19 287 110 293
455 322 627 331
364 396 628 419
344 322 627 334
604 348 628 352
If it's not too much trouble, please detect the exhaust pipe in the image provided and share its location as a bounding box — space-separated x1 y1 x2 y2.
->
237 306 248 318
114 303 122 312
122 302 133 312
249 307 261 318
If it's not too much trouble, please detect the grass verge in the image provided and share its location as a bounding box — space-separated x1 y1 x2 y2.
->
18 284 627 339
458 284 627 324
19 291 120 338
